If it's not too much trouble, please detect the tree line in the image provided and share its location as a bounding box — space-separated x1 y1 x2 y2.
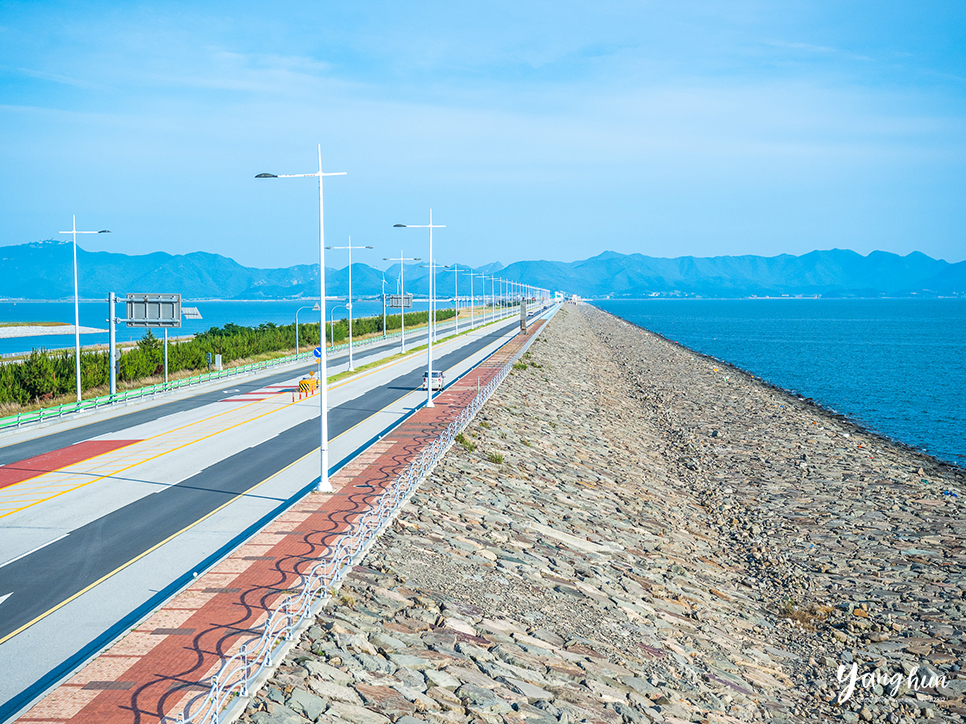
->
0 308 455 407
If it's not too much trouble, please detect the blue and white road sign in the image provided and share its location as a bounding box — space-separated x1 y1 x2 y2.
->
313 346 323 359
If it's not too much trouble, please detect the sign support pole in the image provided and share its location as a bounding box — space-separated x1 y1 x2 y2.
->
108 292 117 397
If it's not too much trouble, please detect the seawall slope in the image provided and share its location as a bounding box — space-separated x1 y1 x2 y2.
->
237 303 965 724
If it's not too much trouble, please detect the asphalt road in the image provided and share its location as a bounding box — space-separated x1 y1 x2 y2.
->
0 318 461 466
0 317 521 642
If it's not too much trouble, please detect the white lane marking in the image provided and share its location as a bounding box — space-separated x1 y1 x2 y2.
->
0 593 10 608
0 533 69 569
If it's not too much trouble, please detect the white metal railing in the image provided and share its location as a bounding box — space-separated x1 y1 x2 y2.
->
175 351 520 724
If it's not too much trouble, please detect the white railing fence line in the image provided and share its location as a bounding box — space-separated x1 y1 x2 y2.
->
175 353 519 724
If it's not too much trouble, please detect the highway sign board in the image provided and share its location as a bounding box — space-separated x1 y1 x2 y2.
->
126 293 182 328
389 294 413 309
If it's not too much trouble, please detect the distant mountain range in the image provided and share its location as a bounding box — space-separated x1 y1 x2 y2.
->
0 240 962 301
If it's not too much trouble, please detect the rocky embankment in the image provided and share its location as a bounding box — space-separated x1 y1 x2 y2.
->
238 304 965 724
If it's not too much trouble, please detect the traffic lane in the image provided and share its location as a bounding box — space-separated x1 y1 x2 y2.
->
0 369 311 467
0 319 519 640
0 318 511 545
0 319 472 467
0 416 319 641
0 398 318 564
327 320 518 416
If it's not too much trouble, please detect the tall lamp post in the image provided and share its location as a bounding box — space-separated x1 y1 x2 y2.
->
256 144 345 493
444 265 462 335
467 271 480 328
295 302 321 355
58 217 110 403
489 275 495 323
394 211 445 408
482 272 489 324
329 304 347 348
381 273 388 339
384 252 420 353
419 259 444 343
326 239 373 371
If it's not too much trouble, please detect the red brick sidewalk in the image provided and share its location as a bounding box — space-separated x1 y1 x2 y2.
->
15 321 544 724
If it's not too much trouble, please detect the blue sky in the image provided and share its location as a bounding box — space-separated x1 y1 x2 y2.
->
1 0 964 269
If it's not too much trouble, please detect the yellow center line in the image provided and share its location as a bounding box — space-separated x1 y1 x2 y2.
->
0 448 320 646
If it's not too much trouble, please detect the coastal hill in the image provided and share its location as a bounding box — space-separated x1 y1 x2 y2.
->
0 240 962 300
504 249 965 298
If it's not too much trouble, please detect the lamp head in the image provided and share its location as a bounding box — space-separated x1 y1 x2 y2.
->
393 224 406 228
365 245 374 249
255 173 278 179
98 230 111 234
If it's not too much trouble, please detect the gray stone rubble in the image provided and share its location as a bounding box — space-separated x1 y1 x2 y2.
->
239 304 965 724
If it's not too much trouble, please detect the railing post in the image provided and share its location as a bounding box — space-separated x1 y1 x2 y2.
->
241 643 250 697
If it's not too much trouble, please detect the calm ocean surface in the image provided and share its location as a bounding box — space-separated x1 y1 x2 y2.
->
594 299 966 467
0 298 447 356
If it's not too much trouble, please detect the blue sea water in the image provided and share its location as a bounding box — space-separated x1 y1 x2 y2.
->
594 299 966 467
0 298 450 357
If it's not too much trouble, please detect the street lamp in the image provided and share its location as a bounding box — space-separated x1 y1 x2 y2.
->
295 302 321 355
505 279 510 319
256 144 345 493
394 212 445 408
478 272 486 325
381 273 388 339
326 239 373 371
58 217 110 403
492 276 498 323
444 265 462 335
329 304 347 348
419 260 444 343
384 252 420 353
466 271 480 328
